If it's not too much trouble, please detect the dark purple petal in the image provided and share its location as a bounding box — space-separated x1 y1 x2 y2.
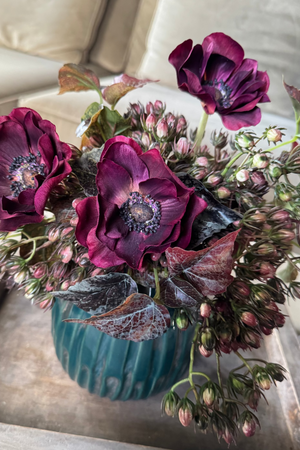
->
115 231 146 269
96 159 132 207
87 227 125 268
221 107 262 130
202 32 244 67
138 178 177 201
75 196 99 247
101 136 143 162
168 39 194 72
23 110 43 155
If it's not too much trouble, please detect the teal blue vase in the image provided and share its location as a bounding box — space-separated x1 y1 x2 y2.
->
51 298 194 401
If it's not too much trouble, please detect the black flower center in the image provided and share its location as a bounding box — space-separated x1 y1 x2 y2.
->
8 153 45 197
204 79 232 109
120 192 161 234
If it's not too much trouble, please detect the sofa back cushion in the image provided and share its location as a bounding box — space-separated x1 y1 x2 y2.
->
126 0 300 118
0 0 107 63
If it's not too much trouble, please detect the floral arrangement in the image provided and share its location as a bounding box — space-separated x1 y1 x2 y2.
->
0 32 300 444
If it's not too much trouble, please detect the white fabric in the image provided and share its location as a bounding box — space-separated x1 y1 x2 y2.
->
0 0 107 63
130 0 300 119
0 48 63 102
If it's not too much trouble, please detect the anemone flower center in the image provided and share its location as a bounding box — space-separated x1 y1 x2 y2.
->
8 153 45 197
119 192 161 234
204 79 232 108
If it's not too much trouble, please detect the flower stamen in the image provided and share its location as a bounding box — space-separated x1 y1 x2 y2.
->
120 192 161 234
8 153 45 197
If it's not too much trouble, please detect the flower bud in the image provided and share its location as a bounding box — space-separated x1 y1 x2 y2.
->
247 390 261 410
130 102 142 116
275 312 285 327
201 327 216 351
61 227 74 238
176 115 187 133
207 172 223 186
198 345 213 357
278 190 292 202
14 269 28 284
33 264 47 279
70 216 79 227
141 132 151 147
270 209 292 222
154 100 163 113
51 261 68 279
241 312 258 327
24 279 40 299
46 279 55 292
145 113 156 130
195 168 208 180
271 229 295 242
256 371 271 390
156 118 168 138
176 137 190 155
258 262 276 279
261 326 273 336
176 310 189 330
247 211 267 224
145 102 154 114
269 164 282 178
72 198 83 209
255 243 277 257
242 417 256 437
251 171 266 186
200 303 211 318
219 329 232 343
166 113 176 126
237 134 254 148
253 153 269 168
48 225 60 242
217 186 231 199
222 427 235 445
61 280 70 291
162 391 179 417
267 128 282 143
196 156 208 167
178 407 193 427
60 245 73 263
231 375 244 392
203 387 215 407
236 169 249 182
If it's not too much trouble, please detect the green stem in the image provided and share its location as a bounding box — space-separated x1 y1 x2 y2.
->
235 351 253 374
265 117 300 153
9 236 48 252
216 354 224 396
221 152 243 177
190 372 211 381
170 377 190 392
153 267 163 304
189 324 201 402
194 111 209 149
25 238 37 263
96 88 103 104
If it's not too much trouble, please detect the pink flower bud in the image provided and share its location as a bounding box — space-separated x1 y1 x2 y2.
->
33 264 47 279
156 118 168 138
195 168 208 180
141 132 151 147
166 113 176 126
145 113 156 130
145 102 154 114
199 345 213 357
176 137 190 155
267 128 282 142
48 226 60 242
222 428 235 445
247 390 261 410
60 245 73 263
196 156 208 166
203 387 215 407
259 262 276 279
241 312 258 327
271 229 295 242
261 326 273 336
90 268 105 277
61 280 70 291
131 103 142 115
200 303 211 318
207 173 223 186
61 227 73 238
46 279 55 292
154 100 163 112
253 153 269 168
217 186 231 199
236 169 249 182
70 216 79 227
176 116 187 133
178 407 193 427
242 418 256 437
251 171 266 185
275 313 285 327
270 209 290 222
72 198 83 209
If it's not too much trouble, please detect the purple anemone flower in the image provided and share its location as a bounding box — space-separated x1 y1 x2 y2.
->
0 108 72 231
76 136 207 270
169 33 270 130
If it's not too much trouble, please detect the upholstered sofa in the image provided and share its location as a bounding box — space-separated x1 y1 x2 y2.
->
1 0 300 329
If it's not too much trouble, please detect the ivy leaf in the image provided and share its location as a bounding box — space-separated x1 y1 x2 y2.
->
97 106 131 140
283 80 300 124
165 230 239 296
102 74 158 108
53 273 137 315
58 64 101 95
64 293 170 342
160 277 203 308
178 173 241 248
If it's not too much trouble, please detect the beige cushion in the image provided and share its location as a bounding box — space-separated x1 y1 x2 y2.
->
0 48 63 102
90 0 140 72
18 77 295 147
0 0 107 63
126 0 300 118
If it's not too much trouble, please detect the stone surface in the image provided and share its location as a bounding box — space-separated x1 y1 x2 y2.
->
0 289 299 449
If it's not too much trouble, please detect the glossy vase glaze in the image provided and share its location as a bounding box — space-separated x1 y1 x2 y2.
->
51 298 195 401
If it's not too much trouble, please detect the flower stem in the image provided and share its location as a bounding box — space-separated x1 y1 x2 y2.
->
216 353 224 396
188 324 201 401
221 151 243 177
25 238 37 263
170 378 190 392
153 267 163 304
235 351 253 374
194 111 209 149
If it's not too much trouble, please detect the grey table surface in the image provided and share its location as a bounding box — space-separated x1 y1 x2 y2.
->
0 289 299 450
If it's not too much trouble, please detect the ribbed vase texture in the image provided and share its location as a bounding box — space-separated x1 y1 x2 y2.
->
51 299 194 401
